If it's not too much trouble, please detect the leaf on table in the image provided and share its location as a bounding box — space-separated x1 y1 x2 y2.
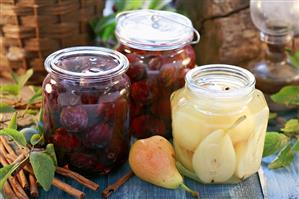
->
0 84 20 95
0 103 15 113
0 164 18 191
263 132 289 157
30 151 56 191
281 119 299 136
293 138 299 152
7 112 17 130
45 144 58 166
271 86 299 106
268 144 294 169
12 69 33 88
101 22 116 42
0 128 27 146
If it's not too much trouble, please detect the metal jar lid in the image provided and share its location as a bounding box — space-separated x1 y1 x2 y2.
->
115 9 200 51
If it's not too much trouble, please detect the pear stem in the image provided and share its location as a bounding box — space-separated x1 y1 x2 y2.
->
179 183 200 199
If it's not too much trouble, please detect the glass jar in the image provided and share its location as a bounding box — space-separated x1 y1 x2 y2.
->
42 46 130 175
171 65 269 184
115 9 199 138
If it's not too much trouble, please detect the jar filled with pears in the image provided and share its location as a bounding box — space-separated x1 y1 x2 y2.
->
171 64 269 184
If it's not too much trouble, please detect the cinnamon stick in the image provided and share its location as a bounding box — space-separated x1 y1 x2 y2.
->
2 181 18 199
29 174 39 198
0 137 29 190
52 178 85 199
102 170 134 198
0 153 29 199
56 167 99 191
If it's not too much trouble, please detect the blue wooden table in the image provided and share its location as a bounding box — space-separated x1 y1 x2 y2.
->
1 150 298 199
1 111 299 199
2 156 297 199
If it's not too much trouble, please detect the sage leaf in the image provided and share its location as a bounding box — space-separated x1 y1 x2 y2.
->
0 128 27 146
27 87 42 104
263 132 289 157
287 50 299 68
0 164 16 191
30 152 55 191
12 69 33 87
268 144 294 169
0 84 20 95
271 86 299 106
7 112 17 130
0 103 15 113
45 144 57 166
281 119 299 136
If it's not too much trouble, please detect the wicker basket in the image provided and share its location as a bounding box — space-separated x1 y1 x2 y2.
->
0 0 104 83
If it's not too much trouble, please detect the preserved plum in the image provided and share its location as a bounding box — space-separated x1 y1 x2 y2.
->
43 47 130 175
116 10 199 138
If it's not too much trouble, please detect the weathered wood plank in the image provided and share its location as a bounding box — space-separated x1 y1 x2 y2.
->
261 154 299 199
106 162 263 199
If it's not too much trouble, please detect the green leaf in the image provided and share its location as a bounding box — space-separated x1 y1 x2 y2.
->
7 112 17 130
271 86 299 106
113 0 127 10
263 132 289 157
268 144 294 169
12 69 33 87
0 103 15 113
148 0 169 9
0 128 27 146
281 119 299 136
30 152 56 191
287 50 299 69
27 87 42 104
124 0 145 10
94 14 116 34
30 134 43 146
269 112 277 120
101 22 116 42
0 84 20 95
45 144 57 166
25 109 38 115
293 138 299 152
0 164 16 191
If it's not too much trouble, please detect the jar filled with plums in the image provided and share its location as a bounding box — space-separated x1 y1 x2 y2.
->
171 65 269 184
42 47 130 175
115 9 199 138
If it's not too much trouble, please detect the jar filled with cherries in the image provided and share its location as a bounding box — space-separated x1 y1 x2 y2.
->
116 10 199 138
42 47 130 175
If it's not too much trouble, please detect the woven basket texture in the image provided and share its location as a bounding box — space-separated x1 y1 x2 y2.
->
0 0 104 83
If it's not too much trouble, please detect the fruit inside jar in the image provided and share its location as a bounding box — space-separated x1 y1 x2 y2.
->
115 10 199 138
42 47 130 175
171 65 269 184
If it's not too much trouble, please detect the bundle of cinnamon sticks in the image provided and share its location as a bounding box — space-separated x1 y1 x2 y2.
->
0 136 100 199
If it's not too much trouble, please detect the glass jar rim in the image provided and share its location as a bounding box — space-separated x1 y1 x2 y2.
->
186 64 256 98
44 46 129 81
115 9 199 51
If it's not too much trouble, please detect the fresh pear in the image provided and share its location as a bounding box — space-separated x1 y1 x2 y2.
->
235 108 269 179
129 135 199 198
192 116 246 183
